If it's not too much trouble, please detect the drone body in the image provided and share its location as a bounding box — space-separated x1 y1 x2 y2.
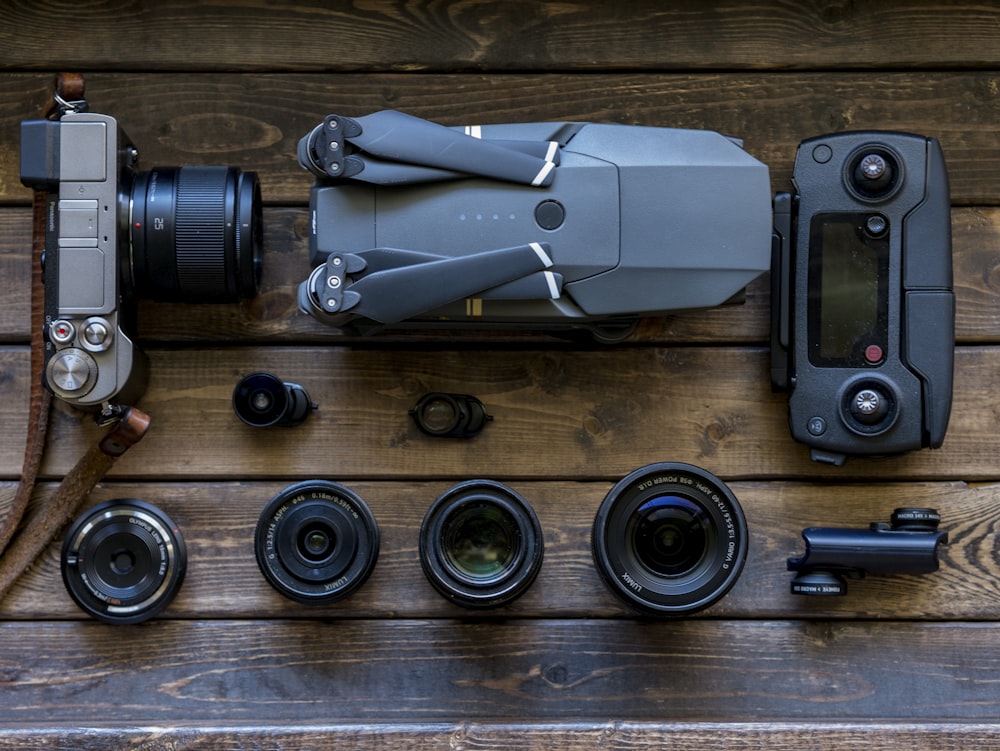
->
298 113 773 337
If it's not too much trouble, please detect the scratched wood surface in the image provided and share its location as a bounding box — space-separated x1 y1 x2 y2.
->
1 2 1000 749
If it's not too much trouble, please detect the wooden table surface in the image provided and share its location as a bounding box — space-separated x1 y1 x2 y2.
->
2 2 1000 748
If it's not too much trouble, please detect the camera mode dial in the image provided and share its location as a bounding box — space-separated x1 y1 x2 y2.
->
46 348 97 398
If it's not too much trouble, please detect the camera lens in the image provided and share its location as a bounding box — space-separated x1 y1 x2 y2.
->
254 481 379 605
232 372 314 428
61 499 187 624
592 463 748 616
130 165 262 302
419 480 543 608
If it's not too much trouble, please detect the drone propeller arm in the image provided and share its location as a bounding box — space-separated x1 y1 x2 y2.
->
308 243 555 324
299 111 559 186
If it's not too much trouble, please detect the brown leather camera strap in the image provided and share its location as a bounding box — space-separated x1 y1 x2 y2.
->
0 74 151 603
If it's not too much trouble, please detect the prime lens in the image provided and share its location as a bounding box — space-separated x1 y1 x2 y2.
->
419 480 543 609
254 481 379 605
61 499 187 624
130 165 262 302
592 463 748 616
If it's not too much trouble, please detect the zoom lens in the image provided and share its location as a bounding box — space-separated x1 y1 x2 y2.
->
130 166 262 302
254 481 379 605
61 499 187 624
419 480 543 609
592 463 748 616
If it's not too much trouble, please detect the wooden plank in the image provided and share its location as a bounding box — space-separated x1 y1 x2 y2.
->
4 723 1000 751
0 620 998 724
2 1 1000 72
1 206 997 345
2 72 1000 204
0 479 994 621
1 345 996 482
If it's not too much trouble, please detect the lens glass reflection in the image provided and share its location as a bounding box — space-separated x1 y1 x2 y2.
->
443 502 519 580
629 495 711 577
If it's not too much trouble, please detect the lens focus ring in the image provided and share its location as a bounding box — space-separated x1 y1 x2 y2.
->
174 167 229 298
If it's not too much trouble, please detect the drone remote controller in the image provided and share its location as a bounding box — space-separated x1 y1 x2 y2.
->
771 131 954 465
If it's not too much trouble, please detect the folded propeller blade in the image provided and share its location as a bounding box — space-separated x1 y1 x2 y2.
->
348 242 555 323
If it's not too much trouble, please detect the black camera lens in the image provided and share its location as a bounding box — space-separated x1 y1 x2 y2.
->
232 372 314 428
61 499 187 624
254 481 379 605
592 463 748 616
130 165 262 302
419 480 543 609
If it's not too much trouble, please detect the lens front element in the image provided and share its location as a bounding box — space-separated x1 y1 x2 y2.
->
255 481 379 605
629 495 711 578
420 480 543 608
442 501 520 582
592 463 748 616
61 499 187 624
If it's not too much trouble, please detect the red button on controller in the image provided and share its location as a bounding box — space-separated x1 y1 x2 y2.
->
865 344 884 364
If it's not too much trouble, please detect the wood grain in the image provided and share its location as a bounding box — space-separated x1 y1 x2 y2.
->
0 479 995 621
1 346 997 482
0 619 998 724
3 723 1000 751
2 72 1000 204
2 1 1000 72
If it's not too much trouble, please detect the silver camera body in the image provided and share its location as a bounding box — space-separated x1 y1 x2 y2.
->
22 111 149 409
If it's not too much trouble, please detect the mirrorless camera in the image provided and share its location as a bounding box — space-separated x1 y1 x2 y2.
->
295 110 773 339
20 98 262 412
771 131 954 465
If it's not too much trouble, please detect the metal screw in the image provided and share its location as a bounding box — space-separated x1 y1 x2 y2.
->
327 276 341 289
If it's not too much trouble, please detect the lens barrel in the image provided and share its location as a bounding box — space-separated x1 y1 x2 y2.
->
592 463 748 616
61 499 187 624
419 480 543 609
254 481 380 605
130 165 262 302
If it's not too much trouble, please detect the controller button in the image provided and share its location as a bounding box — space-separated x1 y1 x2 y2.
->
49 319 76 346
81 317 114 353
865 214 888 237
534 200 565 230
864 344 884 364
811 144 833 164
807 416 827 436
